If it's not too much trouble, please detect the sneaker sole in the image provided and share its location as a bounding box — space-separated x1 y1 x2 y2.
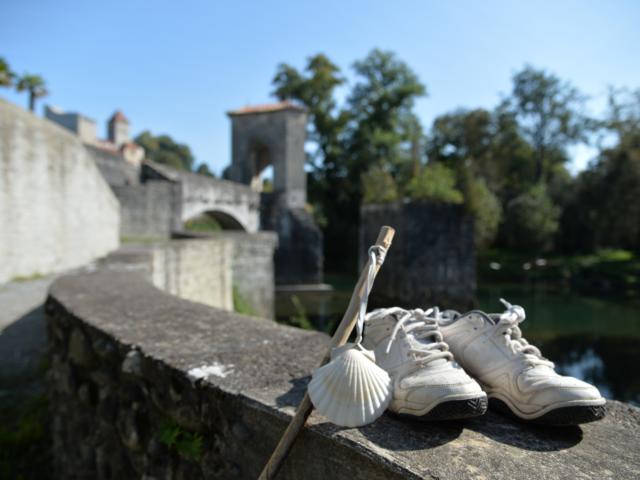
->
395 396 488 421
489 398 606 426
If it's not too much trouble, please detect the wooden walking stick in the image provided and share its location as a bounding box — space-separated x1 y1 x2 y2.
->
258 226 395 480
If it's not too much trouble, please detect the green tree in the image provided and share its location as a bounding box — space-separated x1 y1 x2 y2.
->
603 87 640 143
503 65 590 182
560 88 640 252
135 131 195 171
273 54 347 172
0 57 14 87
336 49 425 267
271 49 426 271
504 183 560 253
406 163 463 204
362 165 399 204
459 171 502 250
346 49 426 177
426 108 536 204
196 163 215 177
16 74 48 112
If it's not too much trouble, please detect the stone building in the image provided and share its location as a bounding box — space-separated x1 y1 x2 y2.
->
43 100 324 286
228 101 323 285
45 106 145 171
44 105 97 143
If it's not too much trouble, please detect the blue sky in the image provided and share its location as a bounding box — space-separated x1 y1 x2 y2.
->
1 0 638 174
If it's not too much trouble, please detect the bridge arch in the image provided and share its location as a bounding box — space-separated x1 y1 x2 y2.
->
184 209 247 232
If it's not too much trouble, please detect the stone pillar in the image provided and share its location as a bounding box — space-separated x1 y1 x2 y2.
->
360 201 476 310
227 102 323 284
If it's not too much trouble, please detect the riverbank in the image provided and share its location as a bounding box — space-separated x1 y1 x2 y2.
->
478 249 640 300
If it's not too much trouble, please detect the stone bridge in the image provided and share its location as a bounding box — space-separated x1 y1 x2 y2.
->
140 161 260 233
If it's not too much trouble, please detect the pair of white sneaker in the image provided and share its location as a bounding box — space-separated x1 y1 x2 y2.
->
363 299 606 425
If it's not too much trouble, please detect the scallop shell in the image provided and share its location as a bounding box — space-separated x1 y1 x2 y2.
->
308 343 392 427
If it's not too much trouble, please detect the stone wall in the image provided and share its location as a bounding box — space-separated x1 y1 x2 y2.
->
0 98 120 284
112 182 177 239
46 270 640 479
261 194 323 285
99 238 234 312
88 145 140 187
360 202 476 310
172 231 278 319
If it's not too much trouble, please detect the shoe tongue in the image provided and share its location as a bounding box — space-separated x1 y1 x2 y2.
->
404 319 448 366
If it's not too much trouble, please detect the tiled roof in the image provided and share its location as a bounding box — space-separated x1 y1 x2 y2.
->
227 101 307 116
109 110 129 124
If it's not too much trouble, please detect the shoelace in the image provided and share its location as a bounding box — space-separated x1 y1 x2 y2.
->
368 307 453 366
494 298 554 368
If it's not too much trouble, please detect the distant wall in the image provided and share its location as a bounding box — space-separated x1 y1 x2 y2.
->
172 231 278 318
99 238 234 311
261 194 323 285
227 232 278 318
360 202 476 310
112 182 177 239
0 98 120 284
44 105 97 143
87 144 140 187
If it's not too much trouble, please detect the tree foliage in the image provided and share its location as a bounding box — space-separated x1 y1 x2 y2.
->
504 184 560 253
196 163 215 177
0 57 14 87
405 163 463 204
135 131 195 171
559 89 640 252
16 74 48 112
502 65 590 182
272 49 425 270
362 165 399 204
271 53 640 264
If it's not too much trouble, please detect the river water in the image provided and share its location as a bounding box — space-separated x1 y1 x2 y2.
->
276 279 640 405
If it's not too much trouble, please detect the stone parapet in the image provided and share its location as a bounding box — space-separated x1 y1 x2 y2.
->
47 271 640 479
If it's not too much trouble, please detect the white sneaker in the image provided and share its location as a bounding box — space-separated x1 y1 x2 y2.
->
363 307 487 420
438 299 606 425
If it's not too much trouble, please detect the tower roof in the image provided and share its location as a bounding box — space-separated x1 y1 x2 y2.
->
227 101 307 116
109 110 129 124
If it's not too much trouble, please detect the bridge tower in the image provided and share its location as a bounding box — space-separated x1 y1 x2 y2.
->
227 101 323 285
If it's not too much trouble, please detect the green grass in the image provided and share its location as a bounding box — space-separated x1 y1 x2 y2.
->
157 419 203 461
286 295 313 330
11 272 44 282
184 214 222 233
479 248 640 299
120 235 164 245
233 286 256 316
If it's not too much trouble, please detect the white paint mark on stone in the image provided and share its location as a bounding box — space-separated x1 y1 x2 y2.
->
188 363 234 381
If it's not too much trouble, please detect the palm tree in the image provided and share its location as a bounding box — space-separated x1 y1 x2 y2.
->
0 57 14 87
16 74 48 112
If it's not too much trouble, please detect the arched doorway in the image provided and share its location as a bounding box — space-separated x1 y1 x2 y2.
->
249 143 272 192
